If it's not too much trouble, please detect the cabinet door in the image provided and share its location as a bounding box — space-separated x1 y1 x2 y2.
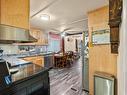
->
44 33 48 45
1 0 29 29
25 28 48 45
35 56 44 67
22 56 44 67
22 57 35 63
36 57 44 67
12 88 27 95
30 29 41 45
37 31 43 45
39 33 48 45
33 29 48 45
30 29 39 39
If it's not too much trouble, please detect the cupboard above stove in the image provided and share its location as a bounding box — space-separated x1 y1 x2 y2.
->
0 0 29 29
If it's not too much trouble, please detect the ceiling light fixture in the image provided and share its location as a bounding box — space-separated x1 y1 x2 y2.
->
61 32 66 37
40 14 50 21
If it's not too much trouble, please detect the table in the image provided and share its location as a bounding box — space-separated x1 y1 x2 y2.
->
54 54 66 68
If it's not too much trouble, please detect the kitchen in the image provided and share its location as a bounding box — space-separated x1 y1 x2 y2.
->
0 0 124 95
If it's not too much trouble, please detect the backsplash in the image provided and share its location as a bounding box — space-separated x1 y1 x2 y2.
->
0 44 48 55
0 44 19 54
18 45 47 53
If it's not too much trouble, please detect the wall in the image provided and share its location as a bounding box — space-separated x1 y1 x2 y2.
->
64 36 76 52
88 6 117 95
118 0 127 95
64 34 82 52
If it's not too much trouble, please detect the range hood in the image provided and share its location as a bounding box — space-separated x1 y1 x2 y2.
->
0 24 37 44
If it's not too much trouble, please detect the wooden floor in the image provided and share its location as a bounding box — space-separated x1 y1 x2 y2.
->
49 58 88 95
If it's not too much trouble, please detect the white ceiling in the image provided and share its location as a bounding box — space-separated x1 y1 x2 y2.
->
30 0 108 33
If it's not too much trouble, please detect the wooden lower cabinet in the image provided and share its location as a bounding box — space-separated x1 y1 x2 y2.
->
36 57 44 67
22 56 44 67
1 71 50 95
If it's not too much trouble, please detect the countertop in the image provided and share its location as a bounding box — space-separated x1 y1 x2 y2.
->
0 61 51 93
10 63 50 84
18 52 54 58
4 52 54 58
2 52 54 67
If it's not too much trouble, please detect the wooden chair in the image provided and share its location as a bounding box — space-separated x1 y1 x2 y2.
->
66 51 74 67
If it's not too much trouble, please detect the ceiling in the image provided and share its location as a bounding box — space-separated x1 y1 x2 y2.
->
30 0 108 34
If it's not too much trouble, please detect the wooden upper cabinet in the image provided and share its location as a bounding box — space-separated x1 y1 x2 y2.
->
30 29 39 39
0 0 29 29
30 28 48 45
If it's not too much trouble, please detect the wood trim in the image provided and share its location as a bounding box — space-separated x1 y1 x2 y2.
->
66 32 83 36
61 37 65 54
109 0 122 54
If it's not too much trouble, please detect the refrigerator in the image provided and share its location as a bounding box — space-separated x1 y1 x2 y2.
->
81 31 89 92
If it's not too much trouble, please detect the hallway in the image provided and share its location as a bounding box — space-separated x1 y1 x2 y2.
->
49 58 87 95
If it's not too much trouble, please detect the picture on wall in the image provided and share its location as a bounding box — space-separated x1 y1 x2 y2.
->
92 29 110 45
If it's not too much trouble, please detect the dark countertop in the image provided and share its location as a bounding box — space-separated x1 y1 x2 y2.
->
10 63 50 84
0 63 50 87
2 52 54 67
0 61 51 94
9 52 54 58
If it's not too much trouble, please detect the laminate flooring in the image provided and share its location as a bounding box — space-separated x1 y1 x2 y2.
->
49 58 88 95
